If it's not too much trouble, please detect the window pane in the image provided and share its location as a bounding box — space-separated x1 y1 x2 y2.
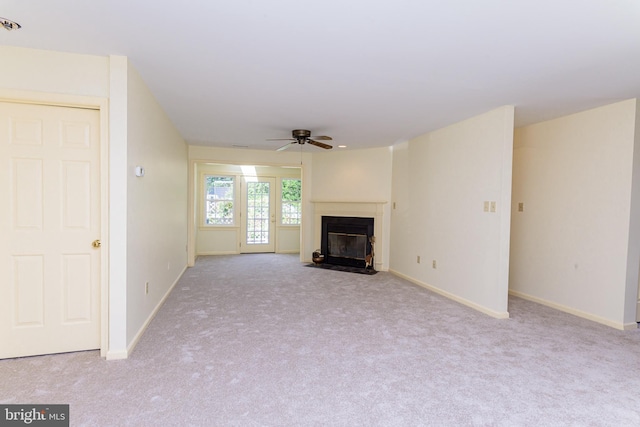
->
281 179 301 225
205 175 234 225
247 181 270 244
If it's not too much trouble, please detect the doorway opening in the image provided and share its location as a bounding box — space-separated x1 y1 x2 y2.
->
191 163 302 260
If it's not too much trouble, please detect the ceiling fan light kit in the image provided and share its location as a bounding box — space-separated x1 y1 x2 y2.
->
267 129 333 151
0 17 21 31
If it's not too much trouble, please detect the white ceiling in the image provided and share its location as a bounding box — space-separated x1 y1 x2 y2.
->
2 1 640 150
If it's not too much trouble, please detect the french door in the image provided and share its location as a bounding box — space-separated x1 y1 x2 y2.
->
241 177 276 253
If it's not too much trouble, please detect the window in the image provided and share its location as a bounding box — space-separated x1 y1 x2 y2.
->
204 175 234 225
281 178 301 225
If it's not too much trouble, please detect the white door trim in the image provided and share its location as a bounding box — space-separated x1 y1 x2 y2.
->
0 89 110 358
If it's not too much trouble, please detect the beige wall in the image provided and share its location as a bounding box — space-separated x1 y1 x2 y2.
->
510 99 639 329
310 147 393 269
125 63 188 347
0 46 109 97
0 46 129 356
0 47 190 357
390 106 515 318
632 104 640 322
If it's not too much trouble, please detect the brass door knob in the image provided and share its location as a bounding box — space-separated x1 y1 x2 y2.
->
92 239 101 248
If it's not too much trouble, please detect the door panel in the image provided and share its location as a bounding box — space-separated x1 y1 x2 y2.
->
241 177 276 253
13 255 45 326
13 158 43 229
63 254 92 322
0 102 101 359
62 161 91 229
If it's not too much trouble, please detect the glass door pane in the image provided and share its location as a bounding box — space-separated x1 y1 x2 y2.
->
241 177 275 253
246 181 270 244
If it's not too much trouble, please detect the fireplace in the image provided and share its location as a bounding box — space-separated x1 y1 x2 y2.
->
321 216 374 268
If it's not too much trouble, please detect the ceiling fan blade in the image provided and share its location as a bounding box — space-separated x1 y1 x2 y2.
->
277 142 296 151
309 135 332 141
308 139 333 149
267 138 295 141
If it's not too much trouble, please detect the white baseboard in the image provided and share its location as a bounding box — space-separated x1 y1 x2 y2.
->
105 349 128 361
374 262 388 272
122 264 188 358
197 251 238 256
389 269 509 319
509 290 637 330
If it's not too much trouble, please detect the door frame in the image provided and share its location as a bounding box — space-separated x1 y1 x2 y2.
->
0 89 110 358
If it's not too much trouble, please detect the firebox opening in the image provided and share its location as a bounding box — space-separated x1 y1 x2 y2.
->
328 232 367 260
321 216 374 269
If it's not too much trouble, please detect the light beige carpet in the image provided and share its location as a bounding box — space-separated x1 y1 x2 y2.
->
2 254 640 426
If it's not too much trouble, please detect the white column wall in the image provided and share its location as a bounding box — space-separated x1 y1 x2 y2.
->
125 63 189 349
510 99 638 329
390 106 515 318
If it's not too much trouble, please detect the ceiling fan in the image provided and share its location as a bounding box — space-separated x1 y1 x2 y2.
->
267 129 333 151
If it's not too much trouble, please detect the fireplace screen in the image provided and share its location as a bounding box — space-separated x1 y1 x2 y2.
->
321 216 374 268
327 232 367 260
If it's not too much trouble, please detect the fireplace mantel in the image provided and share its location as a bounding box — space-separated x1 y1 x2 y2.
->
311 201 387 270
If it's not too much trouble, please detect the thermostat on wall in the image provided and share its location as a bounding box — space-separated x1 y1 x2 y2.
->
135 166 145 177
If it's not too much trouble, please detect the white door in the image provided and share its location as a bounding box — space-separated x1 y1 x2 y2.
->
241 177 276 253
0 102 101 359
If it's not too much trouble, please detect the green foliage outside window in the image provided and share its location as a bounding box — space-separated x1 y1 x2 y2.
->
281 179 301 225
205 176 234 225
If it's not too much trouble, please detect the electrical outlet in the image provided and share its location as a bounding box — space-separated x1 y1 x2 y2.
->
145 282 149 295
490 201 496 212
518 202 524 212
483 201 489 212
417 256 421 264
432 260 437 269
